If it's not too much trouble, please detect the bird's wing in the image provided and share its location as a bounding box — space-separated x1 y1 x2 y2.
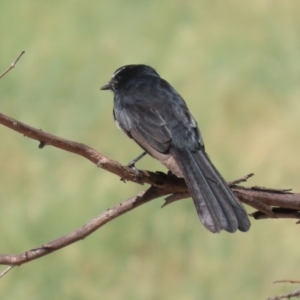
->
114 103 172 153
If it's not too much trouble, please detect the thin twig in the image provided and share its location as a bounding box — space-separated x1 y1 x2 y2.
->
228 173 254 186
274 280 300 284
162 192 190 207
0 266 14 279
252 186 293 194
0 51 25 79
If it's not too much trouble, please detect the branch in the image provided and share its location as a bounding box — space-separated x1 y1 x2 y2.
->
1 111 300 265
0 51 25 79
274 280 300 284
0 111 187 191
1 110 300 269
0 186 166 265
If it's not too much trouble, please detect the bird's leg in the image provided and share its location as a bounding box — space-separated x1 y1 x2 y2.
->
120 152 147 183
127 152 147 169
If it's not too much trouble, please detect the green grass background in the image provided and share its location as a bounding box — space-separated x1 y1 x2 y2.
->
1 1 300 299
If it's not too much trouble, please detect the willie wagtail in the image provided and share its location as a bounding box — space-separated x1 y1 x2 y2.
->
101 64 250 233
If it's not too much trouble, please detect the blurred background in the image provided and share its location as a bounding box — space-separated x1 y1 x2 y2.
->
1 1 300 299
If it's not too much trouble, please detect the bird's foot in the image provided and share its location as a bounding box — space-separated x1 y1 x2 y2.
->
120 162 142 183
127 160 137 169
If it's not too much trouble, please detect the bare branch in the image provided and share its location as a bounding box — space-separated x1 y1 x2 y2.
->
233 187 300 211
0 186 167 266
1 109 300 270
0 112 187 191
0 51 25 79
274 280 300 284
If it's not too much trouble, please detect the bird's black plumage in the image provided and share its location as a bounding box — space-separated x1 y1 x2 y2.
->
101 64 250 233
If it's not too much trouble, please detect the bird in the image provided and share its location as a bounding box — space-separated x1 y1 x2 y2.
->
101 64 250 233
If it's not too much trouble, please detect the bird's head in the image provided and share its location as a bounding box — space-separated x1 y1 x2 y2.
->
100 64 159 92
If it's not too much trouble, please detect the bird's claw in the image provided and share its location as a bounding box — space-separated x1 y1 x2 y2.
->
120 162 142 183
127 160 136 169
127 163 141 177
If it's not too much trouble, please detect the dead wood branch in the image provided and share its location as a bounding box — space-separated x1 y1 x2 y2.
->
1 109 300 269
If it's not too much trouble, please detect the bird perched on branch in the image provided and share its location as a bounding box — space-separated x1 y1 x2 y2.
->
101 64 250 233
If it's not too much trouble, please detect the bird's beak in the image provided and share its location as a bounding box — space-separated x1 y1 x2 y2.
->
100 82 112 90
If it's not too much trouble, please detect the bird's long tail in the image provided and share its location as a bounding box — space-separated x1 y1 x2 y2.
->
172 148 250 233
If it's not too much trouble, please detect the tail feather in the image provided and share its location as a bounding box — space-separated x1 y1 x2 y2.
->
172 148 250 233
193 151 251 232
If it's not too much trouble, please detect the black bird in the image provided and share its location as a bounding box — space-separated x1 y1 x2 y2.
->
101 64 250 233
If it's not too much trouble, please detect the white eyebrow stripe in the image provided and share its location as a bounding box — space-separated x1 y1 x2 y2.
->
113 66 126 78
